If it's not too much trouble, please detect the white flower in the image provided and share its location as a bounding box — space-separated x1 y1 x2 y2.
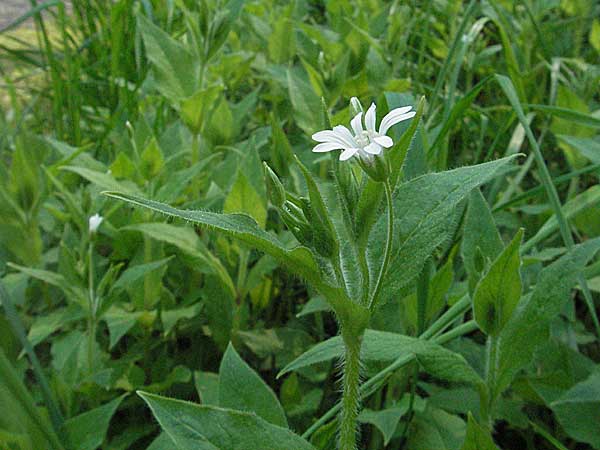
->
312 102 416 161
88 214 103 233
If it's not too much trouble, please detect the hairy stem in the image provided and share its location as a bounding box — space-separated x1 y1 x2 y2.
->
368 181 394 311
339 331 363 450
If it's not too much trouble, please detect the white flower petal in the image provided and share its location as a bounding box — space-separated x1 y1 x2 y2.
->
89 213 103 233
339 147 359 161
365 142 383 155
374 135 393 148
333 125 359 148
350 112 363 136
313 142 345 153
365 103 377 133
379 107 415 135
312 130 342 143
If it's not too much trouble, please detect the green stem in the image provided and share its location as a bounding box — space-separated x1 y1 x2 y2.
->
368 181 394 311
339 331 363 450
87 241 96 374
303 320 478 440
483 335 498 428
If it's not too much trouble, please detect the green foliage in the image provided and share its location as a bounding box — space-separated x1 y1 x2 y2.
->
138 391 315 450
1 0 599 448
473 229 523 336
218 343 287 427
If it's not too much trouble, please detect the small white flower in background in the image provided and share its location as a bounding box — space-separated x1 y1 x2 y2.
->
89 214 103 234
312 100 416 161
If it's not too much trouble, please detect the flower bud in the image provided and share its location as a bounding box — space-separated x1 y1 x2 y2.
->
281 203 313 246
357 153 389 183
89 213 103 234
350 97 364 116
263 163 286 207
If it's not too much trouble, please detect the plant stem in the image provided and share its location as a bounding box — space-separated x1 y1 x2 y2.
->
339 331 363 450
303 320 478 440
87 241 96 374
368 181 394 311
483 335 498 428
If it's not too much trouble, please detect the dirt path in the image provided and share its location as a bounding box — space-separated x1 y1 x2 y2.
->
0 0 32 29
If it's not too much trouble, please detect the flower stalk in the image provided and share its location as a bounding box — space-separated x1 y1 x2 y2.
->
368 180 394 311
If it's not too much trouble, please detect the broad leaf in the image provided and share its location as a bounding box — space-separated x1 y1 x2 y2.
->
358 402 410 446
137 14 198 101
138 391 315 450
279 329 481 385
551 372 600 449
460 413 499 450
461 189 503 293
63 395 126 450
219 344 287 427
224 171 267 228
494 238 600 397
103 192 361 326
473 229 523 336
371 156 519 307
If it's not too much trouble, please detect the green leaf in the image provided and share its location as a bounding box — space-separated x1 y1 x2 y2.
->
523 186 600 252
287 67 321 135
121 222 234 295
138 391 315 450
224 170 267 229
550 372 600 449
473 229 523 336
461 189 504 293
103 308 145 349
358 403 409 446
140 138 165 179
63 395 126 450
194 371 220 406
180 85 223 134
460 413 499 450
102 192 352 318
112 257 173 292
556 135 600 164
136 14 198 101
495 238 600 397
0 349 64 450
61 165 139 194
7 263 87 307
591 19 600 52
372 156 519 306
278 329 481 385
219 343 287 427
162 303 202 335
531 104 600 130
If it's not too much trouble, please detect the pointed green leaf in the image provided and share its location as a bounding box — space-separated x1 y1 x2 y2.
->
224 171 267 229
473 229 523 336
278 329 481 385
550 372 600 449
461 189 504 293
371 156 519 306
138 391 315 450
495 238 600 397
460 413 499 450
358 403 409 446
136 14 198 101
63 395 126 450
219 343 287 427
